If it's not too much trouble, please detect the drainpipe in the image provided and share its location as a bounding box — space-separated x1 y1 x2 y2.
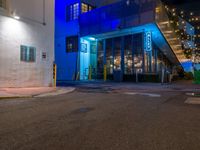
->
42 0 46 25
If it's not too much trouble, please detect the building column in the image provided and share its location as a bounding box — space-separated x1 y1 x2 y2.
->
121 36 125 74
111 38 115 75
103 39 106 65
131 34 135 74
142 32 145 73
155 48 158 73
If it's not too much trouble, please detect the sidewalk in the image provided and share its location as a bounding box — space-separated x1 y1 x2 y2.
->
0 87 75 99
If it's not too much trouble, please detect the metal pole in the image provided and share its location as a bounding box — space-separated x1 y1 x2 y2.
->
161 66 164 84
104 65 107 81
136 69 138 83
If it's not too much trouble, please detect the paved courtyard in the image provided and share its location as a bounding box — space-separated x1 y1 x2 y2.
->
0 83 200 150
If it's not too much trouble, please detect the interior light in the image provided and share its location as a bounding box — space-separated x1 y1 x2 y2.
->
89 37 96 41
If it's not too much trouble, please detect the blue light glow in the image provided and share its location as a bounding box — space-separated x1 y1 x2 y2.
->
88 37 96 41
144 31 152 52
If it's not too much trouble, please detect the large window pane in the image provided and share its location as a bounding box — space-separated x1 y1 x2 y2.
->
66 36 78 53
73 3 79 20
106 38 113 74
0 0 6 9
97 40 104 77
114 37 121 70
81 3 88 13
133 34 143 73
20 45 36 62
124 35 133 74
144 51 152 73
66 3 79 21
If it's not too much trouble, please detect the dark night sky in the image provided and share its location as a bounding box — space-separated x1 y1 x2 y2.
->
163 0 198 4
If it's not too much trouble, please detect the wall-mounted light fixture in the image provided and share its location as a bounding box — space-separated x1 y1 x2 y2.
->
9 0 46 25
13 15 20 20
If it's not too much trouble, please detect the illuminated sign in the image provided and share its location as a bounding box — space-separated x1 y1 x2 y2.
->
144 31 152 52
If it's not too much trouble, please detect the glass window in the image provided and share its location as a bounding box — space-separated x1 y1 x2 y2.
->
106 38 113 74
97 40 104 77
66 3 94 21
81 3 88 13
114 37 121 70
144 51 152 73
20 45 36 62
124 35 133 74
66 3 79 21
133 34 143 73
0 0 6 9
152 44 157 73
66 36 78 53
81 3 94 14
89 6 92 11
73 3 79 20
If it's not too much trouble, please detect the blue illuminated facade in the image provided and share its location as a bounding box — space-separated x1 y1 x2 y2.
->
55 0 190 82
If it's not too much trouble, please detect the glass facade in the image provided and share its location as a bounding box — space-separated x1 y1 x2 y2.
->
133 34 143 73
124 35 133 75
81 3 94 14
113 37 121 71
66 2 94 22
106 38 113 75
95 32 173 81
97 40 104 78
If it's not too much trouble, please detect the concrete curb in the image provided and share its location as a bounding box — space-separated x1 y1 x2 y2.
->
0 87 75 100
34 87 75 98
0 96 33 100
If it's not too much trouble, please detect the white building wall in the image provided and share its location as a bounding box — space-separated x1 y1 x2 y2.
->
0 0 54 87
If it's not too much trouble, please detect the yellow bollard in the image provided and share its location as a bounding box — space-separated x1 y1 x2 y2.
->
76 72 80 81
89 65 92 80
53 64 57 87
104 65 107 81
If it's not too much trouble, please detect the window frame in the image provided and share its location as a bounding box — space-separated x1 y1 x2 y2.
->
66 36 78 53
66 3 80 22
20 45 36 63
66 2 95 22
81 2 95 14
0 0 6 10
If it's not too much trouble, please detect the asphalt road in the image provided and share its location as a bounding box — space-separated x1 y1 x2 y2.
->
0 87 200 150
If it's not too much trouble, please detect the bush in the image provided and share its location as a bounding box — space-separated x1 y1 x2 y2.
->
184 72 194 80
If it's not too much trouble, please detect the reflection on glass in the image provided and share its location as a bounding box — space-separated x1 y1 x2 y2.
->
97 40 103 76
106 39 113 74
133 34 143 73
124 35 133 74
152 47 156 73
144 51 152 73
114 37 121 70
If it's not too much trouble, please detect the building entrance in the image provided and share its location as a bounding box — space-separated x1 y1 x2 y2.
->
80 37 97 80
